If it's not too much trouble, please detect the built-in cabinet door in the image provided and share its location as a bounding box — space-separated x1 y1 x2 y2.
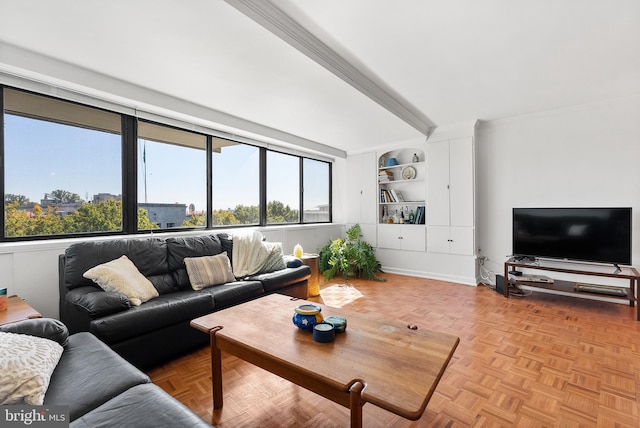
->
377 224 425 251
426 141 450 226
377 224 402 250
346 152 376 224
427 226 474 255
427 137 474 228
449 227 475 255
426 226 451 253
449 137 474 227
401 226 426 251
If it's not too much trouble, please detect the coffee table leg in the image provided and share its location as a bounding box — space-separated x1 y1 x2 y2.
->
349 381 365 428
210 328 223 409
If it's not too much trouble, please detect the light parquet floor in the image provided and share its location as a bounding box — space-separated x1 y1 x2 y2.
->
146 273 640 427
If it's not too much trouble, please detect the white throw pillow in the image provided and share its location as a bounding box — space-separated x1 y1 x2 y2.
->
259 241 286 274
83 255 159 306
0 332 64 405
184 252 235 290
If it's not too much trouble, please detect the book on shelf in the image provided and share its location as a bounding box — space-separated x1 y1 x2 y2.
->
378 170 394 182
414 206 425 224
380 189 394 203
390 189 403 202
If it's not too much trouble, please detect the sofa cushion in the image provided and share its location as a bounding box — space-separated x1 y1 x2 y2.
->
247 266 311 293
219 233 234 265
0 318 69 347
185 252 235 290
258 242 286 273
200 280 264 309
64 238 170 290
89 291 214 344
44 332 150 421
65 285 131 318
166 234 224 290
0 332 64 405
70 383 211 428
83 255 159 306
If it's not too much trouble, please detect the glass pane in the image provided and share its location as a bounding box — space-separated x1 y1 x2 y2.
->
267 151 299 224
138 121 206 229
3 89 122 237
212 139 259 225
303 158 330 222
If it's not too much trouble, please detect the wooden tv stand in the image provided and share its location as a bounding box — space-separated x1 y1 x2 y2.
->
503 257 640 320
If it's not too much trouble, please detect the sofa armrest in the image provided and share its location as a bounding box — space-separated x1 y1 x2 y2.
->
247 265 311 293
65 286 131 318
0 318 69 346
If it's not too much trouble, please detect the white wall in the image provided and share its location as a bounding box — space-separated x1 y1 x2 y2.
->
1 224 343 319
476 95 640 276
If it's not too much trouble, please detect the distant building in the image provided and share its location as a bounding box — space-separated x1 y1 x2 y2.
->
93 193 122 203
138 203 187 228
303 203 330 222
91 194 187 228
39 194 81 217
19 192 187 227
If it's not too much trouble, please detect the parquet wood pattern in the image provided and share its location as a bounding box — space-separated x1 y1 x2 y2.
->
146 273 640 427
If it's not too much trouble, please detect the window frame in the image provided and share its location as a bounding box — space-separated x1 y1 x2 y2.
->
0 85 332 242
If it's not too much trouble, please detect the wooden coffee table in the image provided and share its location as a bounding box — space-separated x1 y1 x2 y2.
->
191 294 459 427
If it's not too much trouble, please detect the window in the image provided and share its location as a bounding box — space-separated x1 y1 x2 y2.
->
266 151 300 224
3 89 122 237
1 85 333 240
212 139 259 225
303 158 330 223
137 121 207 230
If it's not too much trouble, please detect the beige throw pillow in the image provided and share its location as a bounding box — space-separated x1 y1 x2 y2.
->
83 255 159 306
0 332 64 405
184 252 235 290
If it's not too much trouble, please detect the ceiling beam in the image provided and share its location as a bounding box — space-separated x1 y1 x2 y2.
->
225 0 436 136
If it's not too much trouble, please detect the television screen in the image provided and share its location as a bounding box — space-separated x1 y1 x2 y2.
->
512 207 632 265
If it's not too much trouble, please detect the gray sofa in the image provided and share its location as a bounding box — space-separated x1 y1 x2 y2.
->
0 318 211 427
59 232 310 368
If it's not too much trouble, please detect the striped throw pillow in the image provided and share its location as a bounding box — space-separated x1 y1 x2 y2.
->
184 252 235 290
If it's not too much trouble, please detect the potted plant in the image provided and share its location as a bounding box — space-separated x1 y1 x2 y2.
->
319 224 385 282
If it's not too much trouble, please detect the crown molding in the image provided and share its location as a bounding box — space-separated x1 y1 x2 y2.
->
225 0 436 136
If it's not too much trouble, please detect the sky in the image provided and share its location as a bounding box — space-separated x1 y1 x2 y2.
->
5 114 328 212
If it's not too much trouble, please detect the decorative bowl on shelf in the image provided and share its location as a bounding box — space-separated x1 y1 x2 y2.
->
385 157 399 167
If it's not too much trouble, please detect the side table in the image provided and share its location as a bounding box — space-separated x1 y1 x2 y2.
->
301 253 320 297
0 295 42 326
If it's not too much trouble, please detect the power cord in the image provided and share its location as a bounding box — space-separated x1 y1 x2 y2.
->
479 256 532 297
478 256 496 290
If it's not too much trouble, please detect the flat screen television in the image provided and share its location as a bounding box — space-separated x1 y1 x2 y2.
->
512 207 632 266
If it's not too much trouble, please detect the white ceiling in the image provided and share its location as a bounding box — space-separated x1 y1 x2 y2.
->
0 0 638 156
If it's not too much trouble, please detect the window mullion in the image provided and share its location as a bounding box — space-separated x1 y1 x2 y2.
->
259 148 267 226
122 115 138 233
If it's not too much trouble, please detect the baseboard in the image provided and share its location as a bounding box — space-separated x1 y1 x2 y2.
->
380 266 478 286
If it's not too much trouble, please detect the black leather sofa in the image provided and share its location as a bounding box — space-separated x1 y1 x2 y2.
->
0 318 211 427
59 232 310 368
